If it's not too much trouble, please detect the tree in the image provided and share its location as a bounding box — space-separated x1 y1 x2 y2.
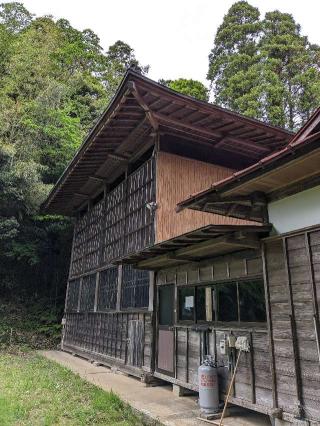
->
103 40 149 97
159 78 209 101
260 11 320 128
207 1 320 130
207 1 262 117
0 1 33 33
0 2 147 305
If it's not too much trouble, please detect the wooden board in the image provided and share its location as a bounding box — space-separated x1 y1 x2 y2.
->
155 152 253 243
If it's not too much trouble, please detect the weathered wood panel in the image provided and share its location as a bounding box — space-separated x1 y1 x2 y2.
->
157 250 262 287
84 200 104 271
102 182 125 264
70 157 156 277
170 325 271 410
155 151 253 243
124 158 155 254
265 228 320 422
127 319 144 367
70 213 88 276
63 311 153 370
155 250 270 413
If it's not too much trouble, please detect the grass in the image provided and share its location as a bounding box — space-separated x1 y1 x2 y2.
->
0 352 144 426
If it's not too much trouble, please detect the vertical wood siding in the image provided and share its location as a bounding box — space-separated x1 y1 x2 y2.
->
155 152 254 243
63 311 153 372
264 228 320 422
155 251 272 412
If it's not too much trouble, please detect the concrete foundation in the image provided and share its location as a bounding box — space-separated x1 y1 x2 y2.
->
41 350 274 426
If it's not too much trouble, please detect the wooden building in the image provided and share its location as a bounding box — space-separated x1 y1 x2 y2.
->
171 108 320 425
43 70 304 417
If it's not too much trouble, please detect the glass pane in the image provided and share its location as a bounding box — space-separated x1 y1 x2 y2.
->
239 280 266 322
196 287 215 321
79 274 96 312
159 285 174 326
217 283 238 322
98 267 118 311
121 265 149 309
196 287 206 321
178 287 195 321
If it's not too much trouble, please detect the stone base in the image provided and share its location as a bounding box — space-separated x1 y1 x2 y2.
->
199 408 229 420
275 419 310 426
172 384 196 397
141 373 167 387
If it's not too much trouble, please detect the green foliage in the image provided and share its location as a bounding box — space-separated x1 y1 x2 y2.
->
0 1 33 33
0 299 62 350
0 3 147 309
160 78 209 101
208 1 320 130
0 354 143 425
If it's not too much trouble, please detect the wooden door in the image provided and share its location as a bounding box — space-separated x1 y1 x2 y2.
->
127 319 144 367
157 285 175 376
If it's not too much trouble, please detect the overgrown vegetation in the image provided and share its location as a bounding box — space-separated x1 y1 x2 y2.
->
0 353 143 425
0 299 62 351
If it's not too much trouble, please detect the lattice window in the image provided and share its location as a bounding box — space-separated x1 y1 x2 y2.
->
70 158 156 274
79 274 96 312
84 200 104 272
121 265 149 309
97 267 118 311
124 158 155 255
70 214 88 276
66 279 80 312
101 182 126 264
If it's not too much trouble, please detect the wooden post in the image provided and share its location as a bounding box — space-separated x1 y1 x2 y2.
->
305 232 320 367
116 265 123 311
261 242 278 409
152 273 159 373
94 272 100 312
186 327 189 383
249 332 256 404
283 237 304 418
68 217 77 280
148 271 154 311
77 277 83 313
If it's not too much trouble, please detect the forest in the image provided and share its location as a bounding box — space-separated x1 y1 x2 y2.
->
0 1 319 344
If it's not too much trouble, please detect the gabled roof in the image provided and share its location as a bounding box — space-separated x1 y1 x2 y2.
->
43 69 293 216
177 108 320 219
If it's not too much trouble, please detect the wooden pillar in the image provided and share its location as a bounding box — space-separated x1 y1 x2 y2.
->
305 232 320 366
67 217 77 280
249 332 256 404
77 277 83 313
261 242 278 409
148 271 155 311
116 265 123 311
282 237 304 418
94 272 100 312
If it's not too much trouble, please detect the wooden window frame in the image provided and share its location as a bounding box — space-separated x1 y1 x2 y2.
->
177 278 267 327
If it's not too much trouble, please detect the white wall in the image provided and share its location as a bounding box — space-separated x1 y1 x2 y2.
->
268 185 320 235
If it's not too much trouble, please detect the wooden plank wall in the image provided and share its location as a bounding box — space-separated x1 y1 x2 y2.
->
173 326 272 409
70 157 156 278
63 311 153 372
264 228 320 422
155 151 254 243
155 250 272 412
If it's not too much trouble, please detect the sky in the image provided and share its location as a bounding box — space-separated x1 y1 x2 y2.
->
5 0 320 86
